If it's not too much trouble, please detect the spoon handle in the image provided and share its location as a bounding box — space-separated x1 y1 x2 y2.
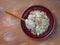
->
5 10 25 21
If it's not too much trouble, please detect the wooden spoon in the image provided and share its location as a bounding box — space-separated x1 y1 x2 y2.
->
4 10 25 21
4 10 35 30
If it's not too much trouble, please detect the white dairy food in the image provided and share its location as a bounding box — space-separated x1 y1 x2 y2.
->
25 10 49 35
25 19 35 30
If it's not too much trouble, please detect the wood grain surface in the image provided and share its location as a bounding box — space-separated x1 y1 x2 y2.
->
0 0 60 45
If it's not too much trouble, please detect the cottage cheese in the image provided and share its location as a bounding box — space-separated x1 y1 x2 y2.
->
25 10 49 35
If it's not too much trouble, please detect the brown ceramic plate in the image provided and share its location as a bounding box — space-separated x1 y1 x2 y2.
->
21 5 54 39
